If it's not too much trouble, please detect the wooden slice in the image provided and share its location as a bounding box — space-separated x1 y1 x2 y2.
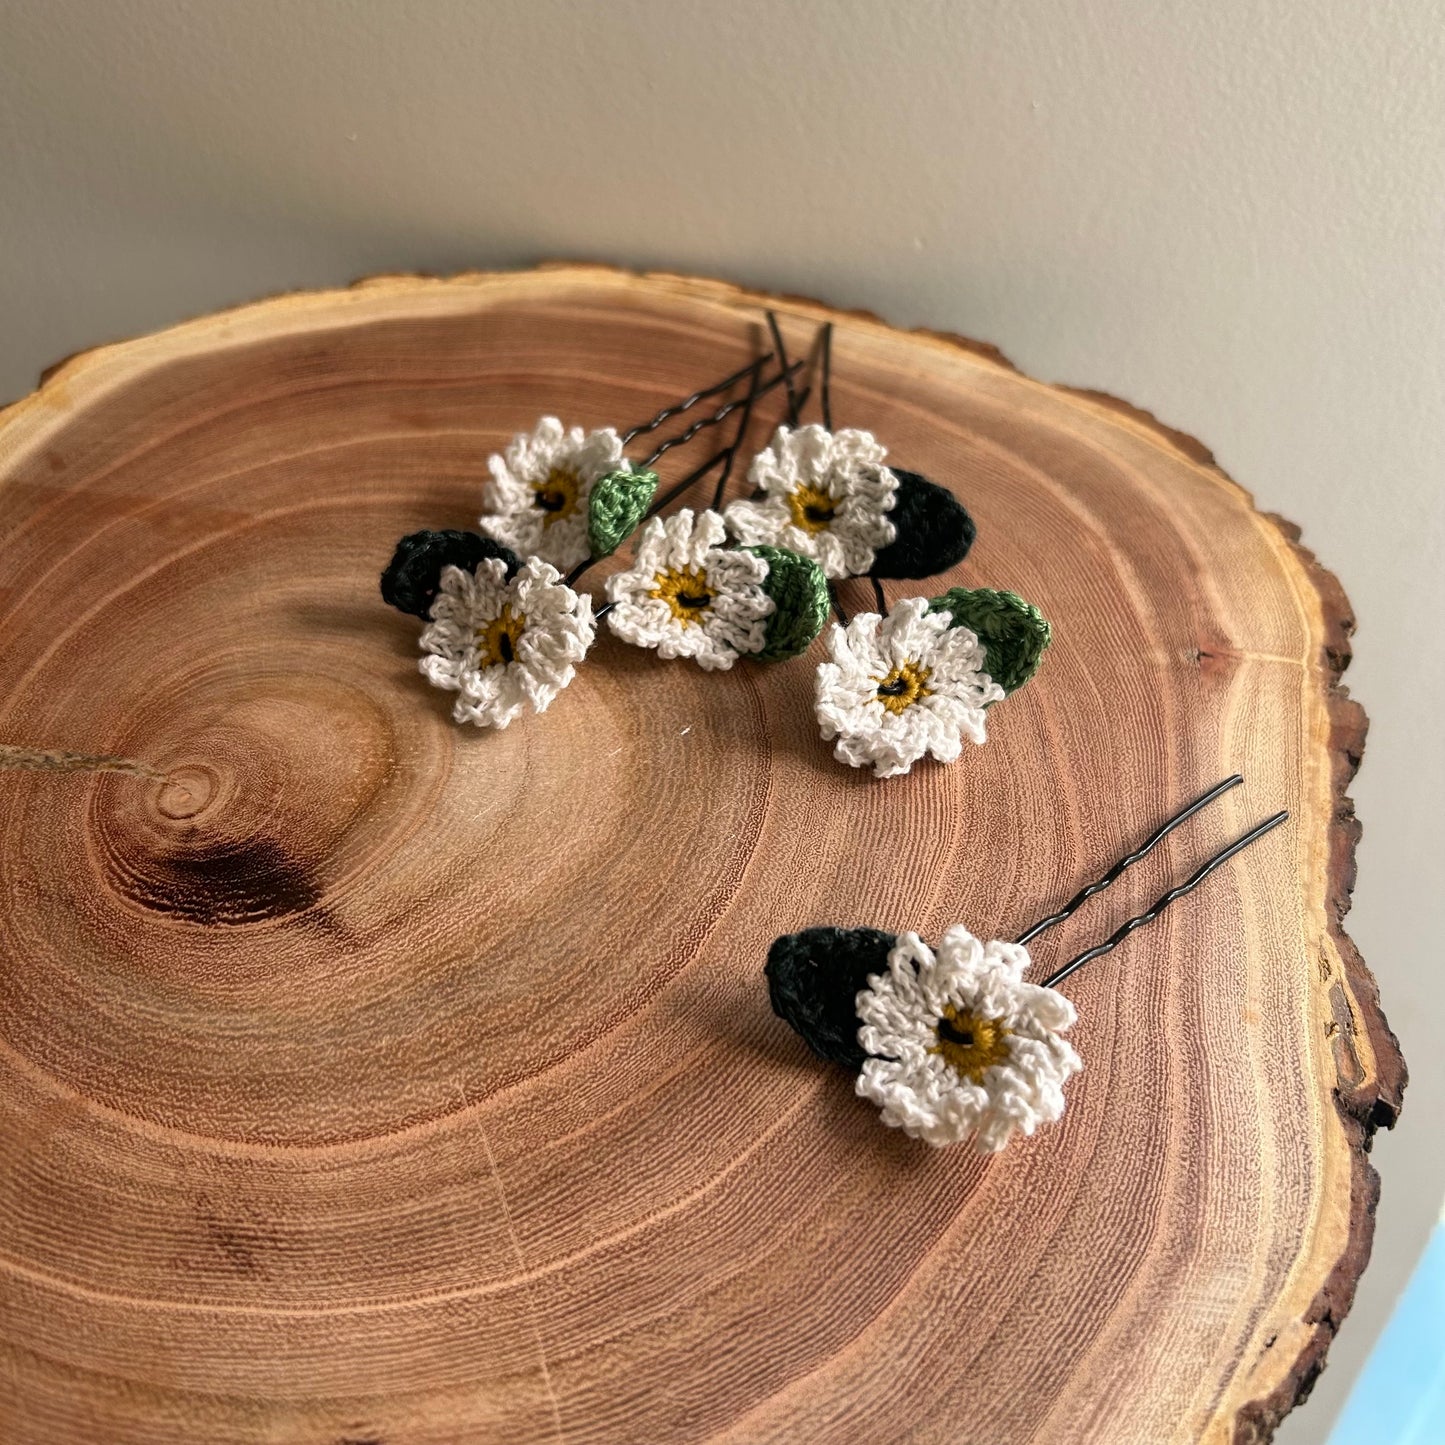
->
0 266 1403 1443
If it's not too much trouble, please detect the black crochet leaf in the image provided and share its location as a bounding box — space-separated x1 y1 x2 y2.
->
765 926 898 1070
380 529 521 618
870 469 977 580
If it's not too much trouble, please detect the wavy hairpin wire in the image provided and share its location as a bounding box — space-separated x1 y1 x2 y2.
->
766 310 802 427
618 356 774 448
819 320 834 431
1039 808 1289 988
1016 774 1245 946
711 355 766 511
637 360 802 470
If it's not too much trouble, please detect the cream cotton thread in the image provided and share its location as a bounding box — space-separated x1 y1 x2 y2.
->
419 556 595 728
814 596 1003 778
481 417 628 573
605 508 775 671
723 423 898 578
855 926 1082 1151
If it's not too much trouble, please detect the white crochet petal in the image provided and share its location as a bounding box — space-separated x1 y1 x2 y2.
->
479 417 626 571
813 598 999 778
729 424 898 579
721 494 793 547
853 923 1082 1151
605 508 773 671
417 555 594 728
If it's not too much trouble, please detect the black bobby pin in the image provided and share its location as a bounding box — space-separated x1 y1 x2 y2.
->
711 356 766 510
831 586 849 626
1039 809 1289 989
619 356 774 447
870 575 886 614
819 321 834 431
638 361 802 469
766 310 801 427
1015 775 1245 945
646 443 736 518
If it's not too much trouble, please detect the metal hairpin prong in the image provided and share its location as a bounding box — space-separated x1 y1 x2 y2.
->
623 444 732 536
765 310 801 426
870 575 886 613
819 321 834 431
1039 809 1289 989
619 355 774 447
638 361 802 470
574 358 788 596
1015 775 1245 945
711 356 766 510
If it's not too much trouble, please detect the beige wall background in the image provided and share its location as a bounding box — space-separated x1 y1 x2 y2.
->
2 1 1441 1437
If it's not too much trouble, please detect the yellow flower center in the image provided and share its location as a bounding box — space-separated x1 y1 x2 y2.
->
476 605 526 667
532 465 581 527
650 566 714 625
873 659 933 715
786 482 838 534
931 1005 1012 1084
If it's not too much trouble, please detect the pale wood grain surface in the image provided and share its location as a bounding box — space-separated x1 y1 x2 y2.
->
0 267 1402 1443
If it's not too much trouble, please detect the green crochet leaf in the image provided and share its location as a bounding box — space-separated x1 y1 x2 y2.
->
586 469 658 559
927 587 1052 695
746 545 830 662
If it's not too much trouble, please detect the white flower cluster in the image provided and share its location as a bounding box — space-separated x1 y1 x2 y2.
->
417 418 1036 769
419 556 595 728
856 926 1082 1150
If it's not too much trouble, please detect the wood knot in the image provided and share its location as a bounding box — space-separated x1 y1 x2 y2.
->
155 764 218 819
130 837 321 926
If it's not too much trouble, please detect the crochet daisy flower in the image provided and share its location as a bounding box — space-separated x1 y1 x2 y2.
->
480 417 628 572
815 596 1003 778
419 555 595 728
723 424 898 578
604 509 776 671
855 926 1082 1151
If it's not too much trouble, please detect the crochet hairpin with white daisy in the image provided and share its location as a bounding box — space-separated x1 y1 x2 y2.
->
720 317 1055 778
480 354 802 576
765 775 1288 1151
380 315 1051 751
724 315 978 584
379 356 819 725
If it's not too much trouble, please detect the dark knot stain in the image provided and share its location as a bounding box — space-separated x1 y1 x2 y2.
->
132 837 321 925
200 1215 266 1276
